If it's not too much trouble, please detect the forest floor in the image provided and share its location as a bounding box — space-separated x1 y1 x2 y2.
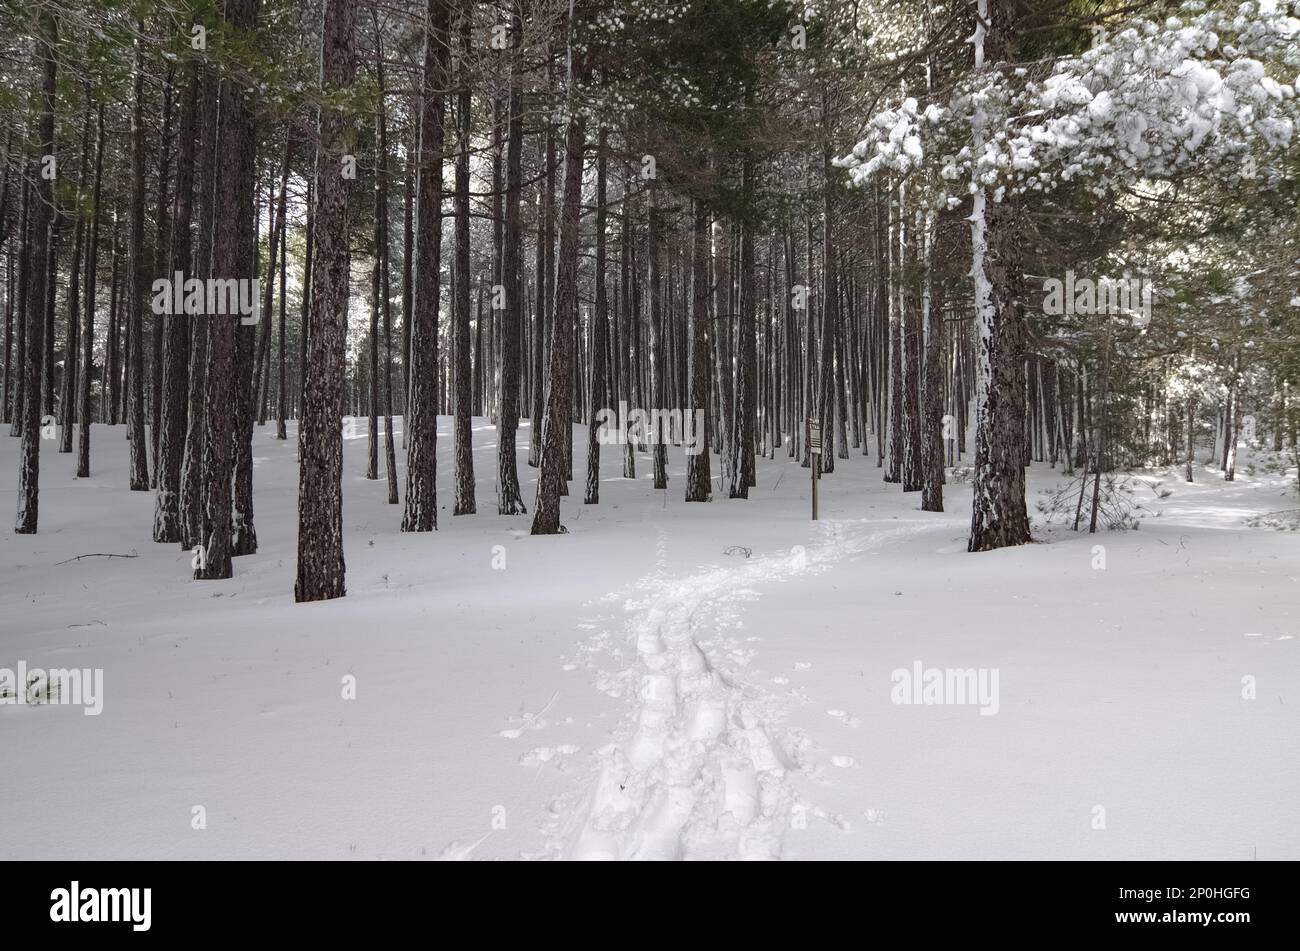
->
1 419 1297 860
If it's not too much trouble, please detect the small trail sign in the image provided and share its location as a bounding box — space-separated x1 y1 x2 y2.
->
808 417 821 520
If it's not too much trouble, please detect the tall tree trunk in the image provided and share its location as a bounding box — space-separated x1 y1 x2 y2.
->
920 212 944 512
196 0 259 578
126 26 151 491
968 0 1030 552
685 198 712 502
495 0 527 514
60 101 93 455
372 15 398 503
816 146 838 483
153 65 199 542
77 103 105 478
15 10 57 534
180 71 218 550
402 0 450 533
9 171 30 438
452 1 475 515
295 0 357 600
730 168 757 497
531 70 584 535
649 180 668 490
584 125 609 505
149 70 176 485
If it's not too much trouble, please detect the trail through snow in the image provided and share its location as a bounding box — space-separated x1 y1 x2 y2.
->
556 516 936 860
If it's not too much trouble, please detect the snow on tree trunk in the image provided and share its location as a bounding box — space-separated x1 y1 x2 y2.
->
967 0 1030 553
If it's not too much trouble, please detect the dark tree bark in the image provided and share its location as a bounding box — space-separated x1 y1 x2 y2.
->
968 0 1031 552
920 216 945 512
15 10 57 534
196 0 259 579
816 148 838 483
256 142 290 428
297 178 313 415
402 0 451 534
901 192 923 492
531 102 584 535
295 0 357 601
153 65 199 542
452 1 475 515
59 101 93 455
730 176 757 497
9 170 30 439
276 163 288 441
105 221 120 426
180 70 218 551
685 198 712 502
149 69 175 485
77 105 104 478
125 26 150 491
371 15 398 504
649 180 668 491
495 0 527 514
584 126 609 505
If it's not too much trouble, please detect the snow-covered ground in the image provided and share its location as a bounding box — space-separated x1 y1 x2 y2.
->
1 419 1296 860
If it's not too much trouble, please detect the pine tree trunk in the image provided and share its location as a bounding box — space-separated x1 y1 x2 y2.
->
531 97 584 535
180 72 218 551
649 180 668 490
15 10 57 534
495 0 527 514
816 148 838 482
401 0 449 534
149 71 175 486
59 101 93 455
968 0 1031 552
125 28 150 491
452 1 475 515
295 0 356 600
153 65 199 542
196 0 259 578
584 126 609 505
920 213 945 512
686 198 713 502
77 103 105 478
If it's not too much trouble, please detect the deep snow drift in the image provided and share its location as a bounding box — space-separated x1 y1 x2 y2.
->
1 419 1296 859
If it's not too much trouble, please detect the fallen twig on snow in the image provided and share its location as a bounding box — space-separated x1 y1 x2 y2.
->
55 551 139 566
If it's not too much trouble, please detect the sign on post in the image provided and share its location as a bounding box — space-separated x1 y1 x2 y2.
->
808 417 821 521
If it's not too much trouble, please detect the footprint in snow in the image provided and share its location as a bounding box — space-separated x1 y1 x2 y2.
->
827 709 863 728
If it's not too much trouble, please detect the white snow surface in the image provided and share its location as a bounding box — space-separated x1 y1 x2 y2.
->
1 419 1297 859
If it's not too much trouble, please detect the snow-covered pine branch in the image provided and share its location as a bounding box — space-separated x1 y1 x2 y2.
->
837 0 1300 203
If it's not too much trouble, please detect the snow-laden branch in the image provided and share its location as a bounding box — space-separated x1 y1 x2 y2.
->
837 1 1300 205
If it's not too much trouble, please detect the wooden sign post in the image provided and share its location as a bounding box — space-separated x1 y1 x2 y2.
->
808 417 821 520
